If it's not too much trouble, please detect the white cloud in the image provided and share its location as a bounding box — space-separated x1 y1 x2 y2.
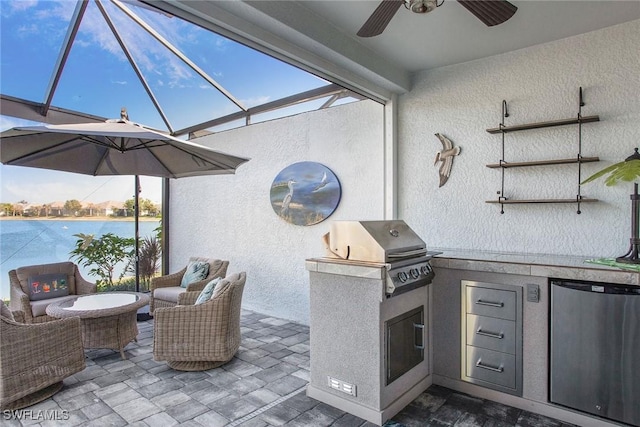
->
241 96 272 108
76 2 126 60
6 0 238 101
0 172 162 205
213 37 229 51
8 0 37 13
0 116 42 132
16 23 39 37
95 1 198 88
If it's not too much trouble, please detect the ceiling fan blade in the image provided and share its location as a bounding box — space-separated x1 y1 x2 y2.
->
457 0 517 26
357 0 404 38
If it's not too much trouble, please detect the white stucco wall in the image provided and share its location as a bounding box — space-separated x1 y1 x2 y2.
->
399 19 640 258
170 20 639 324
170 100 385 324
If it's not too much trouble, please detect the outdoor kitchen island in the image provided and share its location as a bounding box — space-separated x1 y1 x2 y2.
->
306 257 433 426
429 249 639 427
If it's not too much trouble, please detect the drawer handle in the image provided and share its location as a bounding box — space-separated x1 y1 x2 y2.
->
413 323 425 350
476 359 504 373
476 299 504 308
476 328 504 339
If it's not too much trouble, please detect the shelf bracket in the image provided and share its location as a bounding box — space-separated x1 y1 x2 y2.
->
501 100 509 124
498 195 507 214
498 100 509 213
576 195 582 214
576 87 585 213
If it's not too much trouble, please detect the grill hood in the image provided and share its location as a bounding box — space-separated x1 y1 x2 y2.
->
323 220 427 263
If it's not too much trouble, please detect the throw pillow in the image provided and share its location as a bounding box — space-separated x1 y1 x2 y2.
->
195 277 222 305
28 274 70 301
180 261 210 288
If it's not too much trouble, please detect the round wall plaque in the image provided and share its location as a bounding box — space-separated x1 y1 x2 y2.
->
270 161 341 226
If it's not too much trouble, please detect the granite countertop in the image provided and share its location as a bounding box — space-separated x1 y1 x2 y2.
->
306 251 639 285
431 248 639 286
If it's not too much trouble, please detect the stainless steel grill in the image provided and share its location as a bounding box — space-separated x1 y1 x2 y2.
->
322 220 438 295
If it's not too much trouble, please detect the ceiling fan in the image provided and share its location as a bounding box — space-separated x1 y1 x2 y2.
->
357 0 517 37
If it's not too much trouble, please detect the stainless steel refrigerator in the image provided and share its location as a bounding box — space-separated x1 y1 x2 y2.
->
550 279 640 426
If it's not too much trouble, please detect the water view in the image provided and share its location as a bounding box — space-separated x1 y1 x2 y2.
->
0 219 160 300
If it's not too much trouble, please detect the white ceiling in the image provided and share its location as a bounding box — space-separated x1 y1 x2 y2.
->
158 1 640 100
300 0 640 72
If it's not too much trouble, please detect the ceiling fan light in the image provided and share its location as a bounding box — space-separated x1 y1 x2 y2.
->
410 0 437 14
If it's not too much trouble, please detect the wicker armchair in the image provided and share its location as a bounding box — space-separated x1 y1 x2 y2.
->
0 304 86 410
9 261 97 324
149 257 229 314
153 272 246 371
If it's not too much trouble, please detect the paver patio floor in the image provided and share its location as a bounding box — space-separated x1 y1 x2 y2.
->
3 309 572 427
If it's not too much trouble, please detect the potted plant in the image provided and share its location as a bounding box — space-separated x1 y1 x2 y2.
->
582 148 640 264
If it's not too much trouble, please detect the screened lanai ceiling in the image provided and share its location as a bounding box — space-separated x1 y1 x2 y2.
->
0 0 363 136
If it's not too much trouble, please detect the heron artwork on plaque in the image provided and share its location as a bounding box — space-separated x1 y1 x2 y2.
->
270 161 341 226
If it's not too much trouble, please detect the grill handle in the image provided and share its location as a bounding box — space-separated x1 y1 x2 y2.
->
413 323 425 350
388 248 428 259
322 232 350 259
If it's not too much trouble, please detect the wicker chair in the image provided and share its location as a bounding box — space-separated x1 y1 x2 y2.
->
9 261 97 324
0 304 86 410
149 257 229 314
153 272 246 371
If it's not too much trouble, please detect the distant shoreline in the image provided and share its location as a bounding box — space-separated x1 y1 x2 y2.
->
0 216 159 222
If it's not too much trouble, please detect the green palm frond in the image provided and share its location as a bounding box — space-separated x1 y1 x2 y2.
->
581 159 640 187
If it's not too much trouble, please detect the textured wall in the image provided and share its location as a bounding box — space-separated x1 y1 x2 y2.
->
170 20 638 325
170 100 384 324
399 20 640 257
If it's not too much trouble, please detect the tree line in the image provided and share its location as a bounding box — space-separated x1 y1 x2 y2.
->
0 198 160 218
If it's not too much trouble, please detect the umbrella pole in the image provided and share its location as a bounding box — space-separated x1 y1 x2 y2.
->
135 175 140 292
135 175 152 322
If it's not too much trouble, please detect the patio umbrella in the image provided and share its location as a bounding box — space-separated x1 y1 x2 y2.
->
0 118 248 178
0 113 250 292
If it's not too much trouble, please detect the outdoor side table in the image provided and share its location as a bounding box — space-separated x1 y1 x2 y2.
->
46 292 150 359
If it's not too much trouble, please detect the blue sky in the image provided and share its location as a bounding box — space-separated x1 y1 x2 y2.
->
0 0 334 205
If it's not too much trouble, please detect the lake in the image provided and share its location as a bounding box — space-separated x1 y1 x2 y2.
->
0 219 160 300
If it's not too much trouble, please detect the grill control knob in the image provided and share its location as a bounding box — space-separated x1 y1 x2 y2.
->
397 271 408 283
421 265 431 275
410 269 419 279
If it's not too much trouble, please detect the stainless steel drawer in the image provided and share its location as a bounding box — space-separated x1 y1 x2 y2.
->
466 286 517 320
466 314 516 354
466 346 516 389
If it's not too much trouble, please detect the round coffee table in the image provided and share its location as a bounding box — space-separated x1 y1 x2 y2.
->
46 292 150 359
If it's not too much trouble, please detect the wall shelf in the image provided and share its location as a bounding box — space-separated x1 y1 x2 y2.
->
486 157 600 169
486 115 600 134
486 198 598 205
485 88 600 214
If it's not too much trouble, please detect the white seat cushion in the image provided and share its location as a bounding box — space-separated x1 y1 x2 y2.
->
153 287 185 304
30 295 78 317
